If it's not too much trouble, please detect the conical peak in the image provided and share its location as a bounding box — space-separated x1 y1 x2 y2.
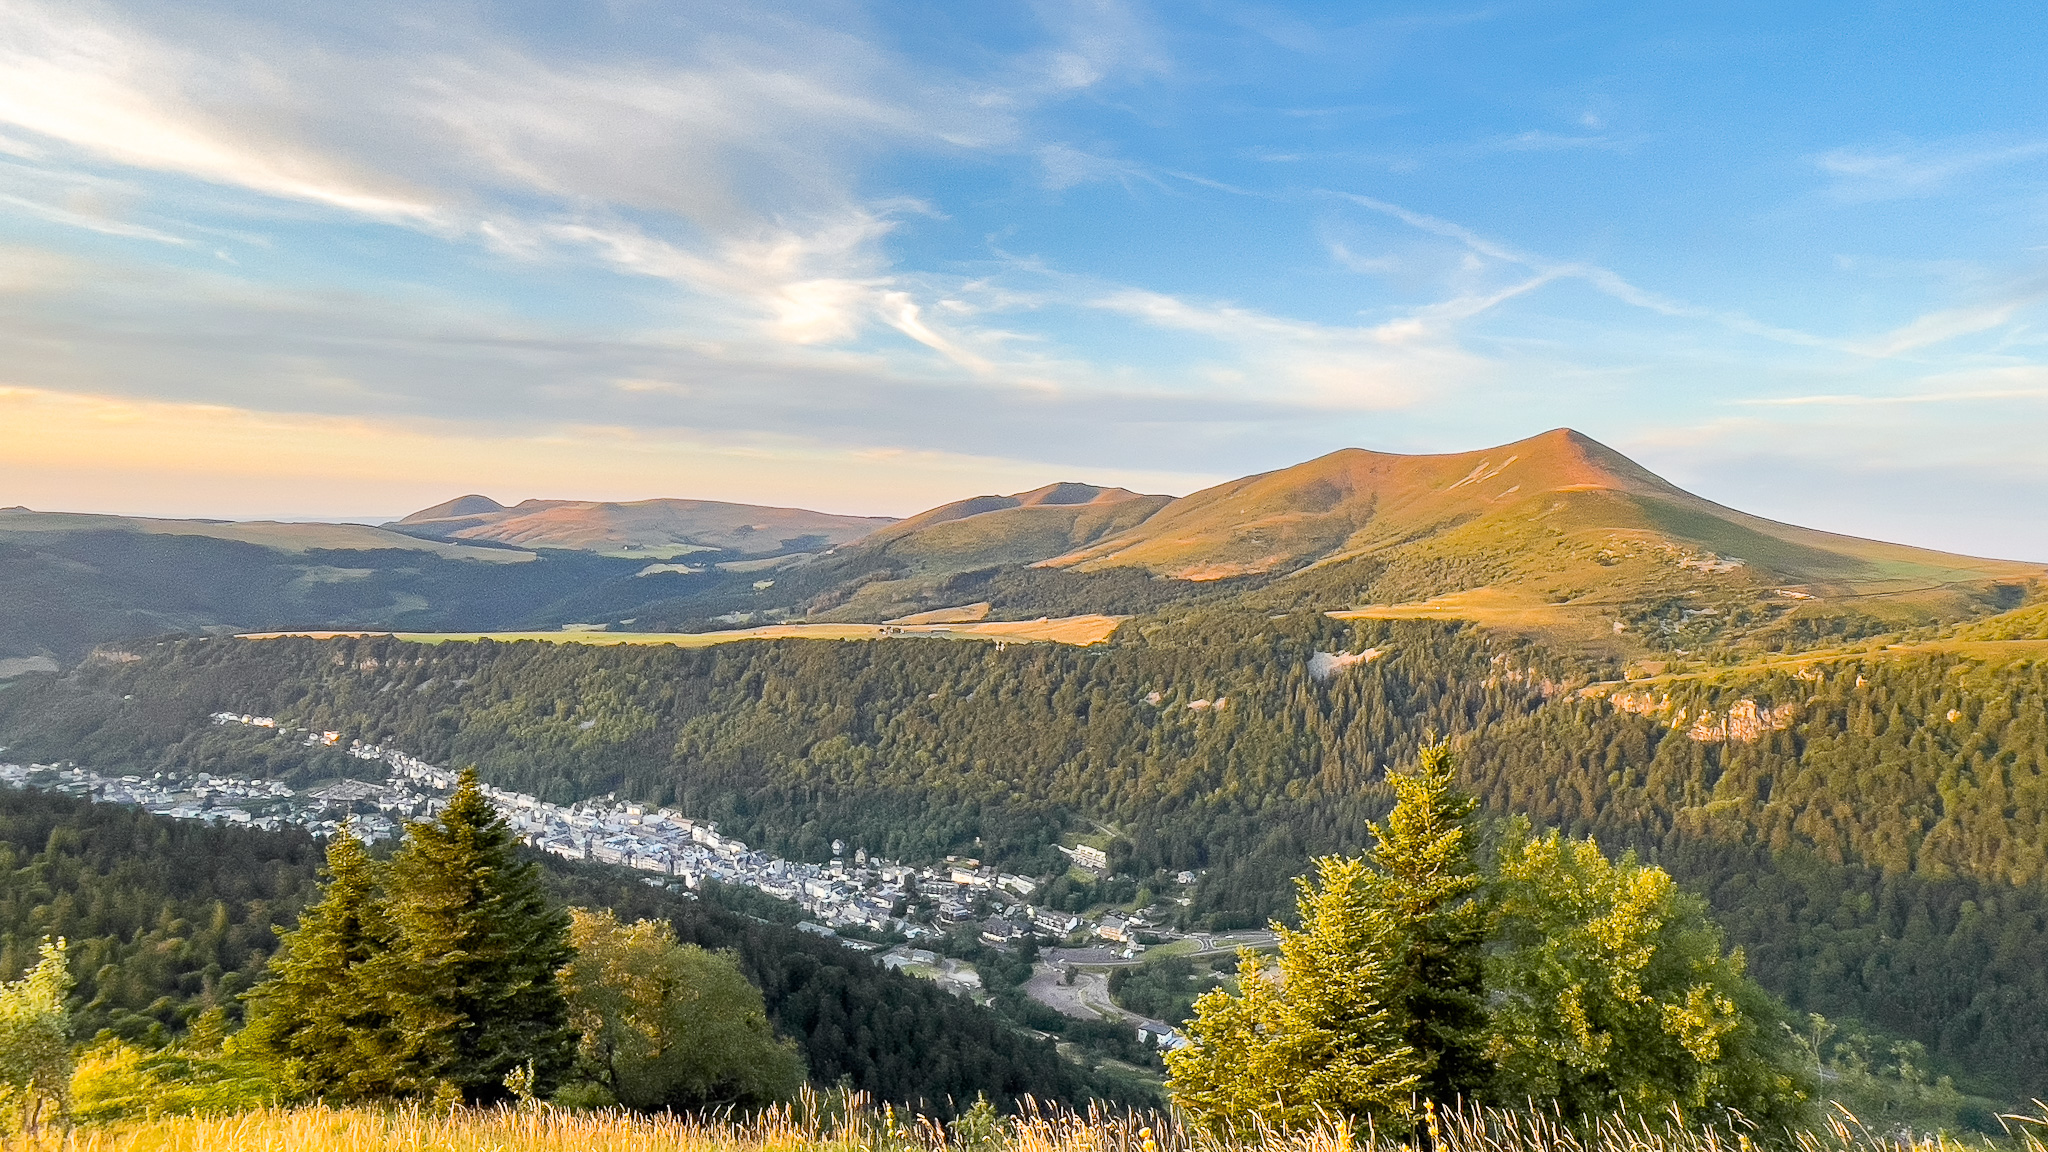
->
398 494 506 523
1262 428 1673 501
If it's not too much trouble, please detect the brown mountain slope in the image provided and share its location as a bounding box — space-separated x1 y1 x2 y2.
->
392 497 896 557
0 508 534 562
1040 429 2041 654
855 483 1172 571
802 483 1172 621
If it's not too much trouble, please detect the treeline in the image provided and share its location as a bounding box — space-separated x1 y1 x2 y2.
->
0 612 1564 916
1466 653 2048 885
0 786 1140 1112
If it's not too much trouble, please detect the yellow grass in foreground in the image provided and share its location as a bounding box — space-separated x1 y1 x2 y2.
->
31 1099 2047 1152
238 615 1126 650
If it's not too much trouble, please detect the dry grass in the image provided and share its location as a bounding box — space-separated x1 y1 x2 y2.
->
27 1097 2046 1152
238 615 1127 651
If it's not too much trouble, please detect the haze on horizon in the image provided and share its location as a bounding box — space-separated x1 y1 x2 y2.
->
1 1 2046 561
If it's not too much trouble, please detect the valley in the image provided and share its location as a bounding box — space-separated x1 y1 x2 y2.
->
4 428 2047 1123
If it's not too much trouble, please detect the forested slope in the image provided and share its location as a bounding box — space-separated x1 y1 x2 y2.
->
0 787 1138 1111
5 617 2048 1100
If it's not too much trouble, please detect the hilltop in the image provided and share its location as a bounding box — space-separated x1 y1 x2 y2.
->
4 430 2039 666
390 495 895 557
1026 429 2039 658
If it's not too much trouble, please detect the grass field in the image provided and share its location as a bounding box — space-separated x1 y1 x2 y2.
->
28 1097 2043 1152
238 614 1127 650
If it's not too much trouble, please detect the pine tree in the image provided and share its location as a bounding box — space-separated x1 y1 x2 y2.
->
1166 856 1421 1134
1367 743 1490 1102
373 769 575 1102
243 826 400 1100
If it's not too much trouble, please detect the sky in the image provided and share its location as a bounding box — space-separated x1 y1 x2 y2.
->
2 1 2047 560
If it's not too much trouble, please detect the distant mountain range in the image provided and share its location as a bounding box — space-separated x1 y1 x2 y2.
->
2 429 2039 665
388 495 895 556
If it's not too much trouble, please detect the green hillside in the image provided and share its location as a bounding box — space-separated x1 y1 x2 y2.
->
0 786 1140 1111
6 613 2048 1104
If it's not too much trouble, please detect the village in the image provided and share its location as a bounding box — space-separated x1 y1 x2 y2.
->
0 712 1254 1050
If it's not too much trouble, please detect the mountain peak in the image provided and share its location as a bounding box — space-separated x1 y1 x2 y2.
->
399 494 506 523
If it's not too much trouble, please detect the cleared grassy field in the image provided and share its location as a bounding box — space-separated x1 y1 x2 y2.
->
239 614 1127 650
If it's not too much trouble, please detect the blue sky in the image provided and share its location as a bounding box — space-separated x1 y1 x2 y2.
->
2 1 2046 559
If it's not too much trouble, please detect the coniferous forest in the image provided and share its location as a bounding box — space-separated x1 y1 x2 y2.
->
3 607 2047 1108
0 785 1140 1114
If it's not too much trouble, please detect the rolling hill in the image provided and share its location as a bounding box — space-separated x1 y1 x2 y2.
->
389 495 896 556
5 430 2039 666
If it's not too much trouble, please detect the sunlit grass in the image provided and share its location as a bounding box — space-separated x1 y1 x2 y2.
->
29 1096 2047 1152
236 614 1126 650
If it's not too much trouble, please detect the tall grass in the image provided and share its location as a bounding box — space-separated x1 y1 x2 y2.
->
24 1094 2048 1152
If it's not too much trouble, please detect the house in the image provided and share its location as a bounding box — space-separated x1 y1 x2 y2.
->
1137 1020 1188 1050
1062 844 1109 870
1032 909 1082 935
1095 915 1131 943
980 917 1029 947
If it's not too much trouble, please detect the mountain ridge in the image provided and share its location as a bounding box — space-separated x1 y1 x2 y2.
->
389 496 897 556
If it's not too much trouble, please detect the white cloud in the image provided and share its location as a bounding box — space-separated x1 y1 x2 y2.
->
1846 282 2048 357
1814 138 2048 201
0 1 440 220
1092 288 1487 409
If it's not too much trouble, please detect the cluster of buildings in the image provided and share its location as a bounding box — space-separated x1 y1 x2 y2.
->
4 717 1203 1016
0 756 412 841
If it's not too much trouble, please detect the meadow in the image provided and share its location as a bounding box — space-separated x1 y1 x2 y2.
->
24 1097 2047 1152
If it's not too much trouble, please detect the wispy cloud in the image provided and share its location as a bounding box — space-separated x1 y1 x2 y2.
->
0 1 441 220
1814 137 2048 201
1327 191 1843 350
1846 279 2048 357
1091 287 1488 409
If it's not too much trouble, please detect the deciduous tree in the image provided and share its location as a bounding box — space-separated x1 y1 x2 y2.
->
558 908 803 1110
1484 822 1810 1128
0 937 73 1137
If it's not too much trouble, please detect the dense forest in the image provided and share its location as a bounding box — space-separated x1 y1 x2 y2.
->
3 612 2047 1102
0 786 1140 1112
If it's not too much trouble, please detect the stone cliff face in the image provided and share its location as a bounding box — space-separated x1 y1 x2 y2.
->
1603 690 1798 743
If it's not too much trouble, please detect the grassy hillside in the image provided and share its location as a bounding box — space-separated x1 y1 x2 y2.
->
392 495 894 555
803 485 1173 622
1036 430 2040 660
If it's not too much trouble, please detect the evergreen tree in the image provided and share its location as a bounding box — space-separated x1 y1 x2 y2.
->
372 769 575 1102
1365 743 1490 1102
1166 856 1421 1134
243 827 399 1100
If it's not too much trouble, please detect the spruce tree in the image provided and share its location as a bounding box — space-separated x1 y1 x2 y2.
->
244 827 401 1100
1367 743 1490 1102
1167 856 1421 1134
373 769 574 1101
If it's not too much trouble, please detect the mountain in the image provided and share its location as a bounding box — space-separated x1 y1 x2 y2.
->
391 496 896 556
803 483 1174 620
0 507 533 563
1032 429 2041 657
